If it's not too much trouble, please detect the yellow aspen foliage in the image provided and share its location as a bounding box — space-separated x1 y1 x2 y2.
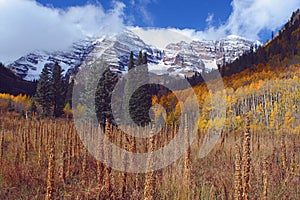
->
197 116 208 132
210 117 225 131
63 102 73 118
173 102 182 121
152 95 158 105
75 103 85 116
283 111 293 128
269 102 279 128
233 116 243 131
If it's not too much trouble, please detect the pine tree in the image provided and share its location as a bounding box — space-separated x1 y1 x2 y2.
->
123 51 135 124
75 60 107 121
65 79 74 107
36 64 52 117
123 51 152 126
136 51 143 66
7 99 14 112
129 51 152 126
95 68 118 127
128 51 135 71
28 101 37 117
51 62 66 117
142 51 148 65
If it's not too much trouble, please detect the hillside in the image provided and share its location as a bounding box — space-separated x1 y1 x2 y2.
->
155 10 300 133
0 63 36 96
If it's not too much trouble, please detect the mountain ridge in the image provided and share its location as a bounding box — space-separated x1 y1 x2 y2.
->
6 28 261 81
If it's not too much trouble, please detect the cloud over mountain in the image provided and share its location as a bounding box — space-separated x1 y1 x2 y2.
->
0 0 299 63
0 0 125 63
223 0 300 39
169 0 300 41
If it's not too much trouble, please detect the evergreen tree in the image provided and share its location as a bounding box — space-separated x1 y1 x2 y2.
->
123 51 135 124
65 79 74 107
128 51 135 71
18 110 26 120
129 51 152 126
28 101 37 117
123 51 152 126
135 51 143 66
7 99 14 112
142 51 148 65
76 61 103 120
36 64 52 117
95 68 118 127
51 62 66 117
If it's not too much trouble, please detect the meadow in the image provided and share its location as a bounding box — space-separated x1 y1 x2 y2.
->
0 110 299 199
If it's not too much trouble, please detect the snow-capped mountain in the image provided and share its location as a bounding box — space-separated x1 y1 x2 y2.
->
7 28 260 81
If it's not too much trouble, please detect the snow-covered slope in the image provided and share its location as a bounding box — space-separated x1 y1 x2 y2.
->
8 38 96 81
7 28 261 81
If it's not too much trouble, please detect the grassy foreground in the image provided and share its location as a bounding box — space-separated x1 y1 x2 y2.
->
0 111 299 199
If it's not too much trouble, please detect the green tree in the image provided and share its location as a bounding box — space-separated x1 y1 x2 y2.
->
95 68 118 126
7 99 14 112
128 51 135 71
36 64 52 117
123 51 135 124
123 51 152 126
129 51 152 126
28 101 37 117
51 62 66 117
135 51 143 66
65 79 74 107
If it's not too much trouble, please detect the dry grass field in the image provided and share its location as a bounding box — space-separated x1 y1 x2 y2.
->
0 110 299 199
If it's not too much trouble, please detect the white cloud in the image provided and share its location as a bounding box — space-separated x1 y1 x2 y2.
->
201 0 300 40
139 5 154 25
206 13 214 25
0 0 125 63
129 0 136 6
223 0 300 40
132 0 300 45
128 0 157 25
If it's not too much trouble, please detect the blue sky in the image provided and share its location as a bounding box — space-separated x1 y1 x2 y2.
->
1 0 299 62
35 0 300 42
36 0 232 30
